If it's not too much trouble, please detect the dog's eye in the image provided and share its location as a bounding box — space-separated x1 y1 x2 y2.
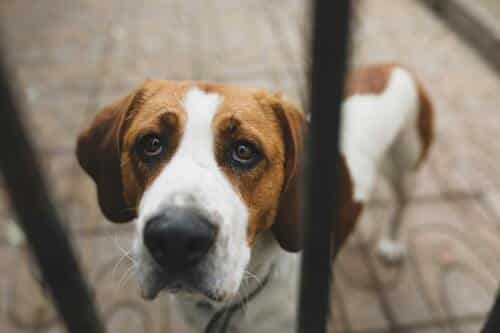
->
230 141 260 169
137 134 164 160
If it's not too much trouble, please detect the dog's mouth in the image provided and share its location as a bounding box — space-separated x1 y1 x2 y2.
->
139 273 228 303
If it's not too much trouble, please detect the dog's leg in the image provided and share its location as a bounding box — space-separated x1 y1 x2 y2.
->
376 171 415 265
376 123 419 265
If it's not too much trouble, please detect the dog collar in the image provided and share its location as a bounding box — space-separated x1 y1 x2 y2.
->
203 264 275 333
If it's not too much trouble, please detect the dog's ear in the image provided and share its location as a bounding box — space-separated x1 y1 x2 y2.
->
76 87 144 223
261 93 307 252
256 91 362 254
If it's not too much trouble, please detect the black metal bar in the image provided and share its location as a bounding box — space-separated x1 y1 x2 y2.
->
481 292 500 333
0 45 105 332
298 0 351 332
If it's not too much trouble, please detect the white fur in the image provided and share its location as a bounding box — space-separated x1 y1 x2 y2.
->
176 231 299 332
376 239 406 264
340 67 420 202
135 87 250 301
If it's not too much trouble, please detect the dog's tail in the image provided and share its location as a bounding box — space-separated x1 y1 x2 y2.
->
414 81 434 169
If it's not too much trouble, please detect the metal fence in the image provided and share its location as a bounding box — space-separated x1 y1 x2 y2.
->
298 1 351 332
0 45 105 333
0 0 498 332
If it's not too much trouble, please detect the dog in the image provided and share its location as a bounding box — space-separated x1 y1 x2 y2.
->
342 64 433 263
76 63 433 332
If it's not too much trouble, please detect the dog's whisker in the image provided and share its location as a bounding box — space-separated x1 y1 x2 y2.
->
244 270 262 285
117 263 136 289
240 278 251 315
241 280 250 316
112 253 128 283
113 235 137 264
110 234 138 292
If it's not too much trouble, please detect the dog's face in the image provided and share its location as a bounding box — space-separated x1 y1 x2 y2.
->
77 81 305 302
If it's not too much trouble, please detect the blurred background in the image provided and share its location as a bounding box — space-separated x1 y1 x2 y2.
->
1 0 500 332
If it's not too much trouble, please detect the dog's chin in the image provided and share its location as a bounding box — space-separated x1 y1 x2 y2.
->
139 277 234 304
139 280 165 301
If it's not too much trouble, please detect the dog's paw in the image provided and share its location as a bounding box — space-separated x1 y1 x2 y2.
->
376 239 406 266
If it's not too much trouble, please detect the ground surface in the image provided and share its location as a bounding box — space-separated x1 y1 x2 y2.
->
1 0 500 332
480 0 500 19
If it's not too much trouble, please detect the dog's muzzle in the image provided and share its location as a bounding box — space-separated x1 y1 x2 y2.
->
143 206 218 273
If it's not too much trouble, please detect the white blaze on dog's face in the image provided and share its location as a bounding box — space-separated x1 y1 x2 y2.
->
77 80 306 303
135 87 254 301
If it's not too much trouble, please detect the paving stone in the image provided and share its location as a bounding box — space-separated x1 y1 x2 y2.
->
100 1 199 92
7 246 58 330
455 320 485 333
346 197 500 328
336 275 390 332
328 283 351 332
334 241 391 331
404 203 499 322
23 90 90 152
199 1 295 80
220 72 305 110
482 189 500 224
381 261 434 327
405 327 450 333
0 246 15 322
50 158 110 232
0 0 123 97
443 269 493 317
480 0 500 19
2 153 107 232
336 234 387 291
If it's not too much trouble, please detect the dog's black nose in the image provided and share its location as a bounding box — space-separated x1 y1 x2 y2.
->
143 207 217 272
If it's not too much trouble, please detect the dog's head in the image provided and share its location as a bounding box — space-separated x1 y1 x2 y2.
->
77 81 306 302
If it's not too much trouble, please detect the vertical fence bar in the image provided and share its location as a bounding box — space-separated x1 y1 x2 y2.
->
298 0 351 332
481 293 500 333
0 45 105 332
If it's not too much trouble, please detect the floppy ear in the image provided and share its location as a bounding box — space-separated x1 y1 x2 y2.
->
76 90 140 223
264 94 361 254
267 94 307 252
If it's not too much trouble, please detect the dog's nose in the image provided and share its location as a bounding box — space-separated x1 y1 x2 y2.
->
143 207 217 272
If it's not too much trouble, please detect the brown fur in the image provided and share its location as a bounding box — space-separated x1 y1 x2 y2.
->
334 155 363 255
77 81 296 251
415 82 434 167
76 80 362 253
208 86 288 249
77 80 188 222
344 63 396 98
77 88 137 222
254 92 306 252
345 63 434 168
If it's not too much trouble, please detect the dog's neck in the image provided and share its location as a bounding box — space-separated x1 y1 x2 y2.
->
172 230 300 333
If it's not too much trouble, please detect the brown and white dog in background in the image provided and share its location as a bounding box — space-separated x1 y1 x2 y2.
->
342 64 433 263
76 63 433 332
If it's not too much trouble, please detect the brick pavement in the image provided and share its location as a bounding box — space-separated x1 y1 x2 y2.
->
1 0 500 332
